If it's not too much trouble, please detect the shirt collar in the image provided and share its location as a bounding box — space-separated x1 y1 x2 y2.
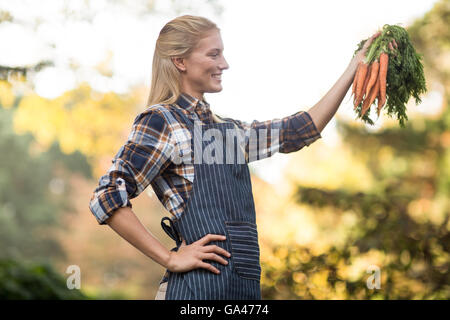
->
175 92 211 113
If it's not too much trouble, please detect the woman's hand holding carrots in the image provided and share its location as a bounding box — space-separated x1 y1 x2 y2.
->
351 31 382 68
350 31 397 75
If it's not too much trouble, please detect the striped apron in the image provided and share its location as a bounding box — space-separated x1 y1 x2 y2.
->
158 106 261 300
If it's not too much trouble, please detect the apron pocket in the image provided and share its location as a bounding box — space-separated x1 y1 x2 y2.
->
224 221 261 282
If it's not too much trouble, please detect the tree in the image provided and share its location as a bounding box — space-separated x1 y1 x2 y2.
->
261 0 450 299
0 105 91 263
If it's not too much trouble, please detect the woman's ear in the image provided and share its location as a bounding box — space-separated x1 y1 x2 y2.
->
171 57 186 72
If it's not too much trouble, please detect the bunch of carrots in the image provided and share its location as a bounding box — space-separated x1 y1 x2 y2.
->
350 24 427 127
352 42 396 118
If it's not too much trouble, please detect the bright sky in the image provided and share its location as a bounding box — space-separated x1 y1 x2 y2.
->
0 0 441 184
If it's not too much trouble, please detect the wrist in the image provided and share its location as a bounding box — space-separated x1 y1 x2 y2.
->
163 248 173 270
347 58 359 73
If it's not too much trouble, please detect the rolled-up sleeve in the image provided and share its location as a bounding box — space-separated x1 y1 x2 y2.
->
278 110 322 153
89 109 174 225
219 110 321 162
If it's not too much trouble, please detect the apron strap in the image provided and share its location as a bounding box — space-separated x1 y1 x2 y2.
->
161 216 182 247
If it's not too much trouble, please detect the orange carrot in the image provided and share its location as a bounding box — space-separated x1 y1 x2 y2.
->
361 71 380 117
377 71 383 116
354 61 369 109
365 60 379 97
377 89 383 116
352 63 361 100
360 65 372 101
378 52 389 109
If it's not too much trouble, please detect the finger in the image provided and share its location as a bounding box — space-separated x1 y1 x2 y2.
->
368 31 382 43
393 39 398 49
364 34 379 49
203 245 232 258
195 234 227 246
198 261 220 274
388 42 394 51
202 252 229 266
370 31 381 41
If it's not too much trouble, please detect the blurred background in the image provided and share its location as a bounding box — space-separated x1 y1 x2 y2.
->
0 0 448 299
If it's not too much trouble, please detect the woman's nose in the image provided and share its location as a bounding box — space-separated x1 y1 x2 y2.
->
221 57 230 70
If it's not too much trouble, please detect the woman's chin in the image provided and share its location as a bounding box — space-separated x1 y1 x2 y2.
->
210 83 223 92
205 84 223 93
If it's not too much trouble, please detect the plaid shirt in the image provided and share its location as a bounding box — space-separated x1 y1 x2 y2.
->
89 92 321 225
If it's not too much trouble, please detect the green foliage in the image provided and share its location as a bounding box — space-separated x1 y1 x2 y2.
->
294 185 448 294
0 106 91 261
272 92 450 299
262 108 450 298
0 259 90 299
407 0 450 89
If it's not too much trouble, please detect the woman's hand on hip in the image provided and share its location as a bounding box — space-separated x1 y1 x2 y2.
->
167 234 231 274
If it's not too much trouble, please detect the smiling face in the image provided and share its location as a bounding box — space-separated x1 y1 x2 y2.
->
172 29 229 100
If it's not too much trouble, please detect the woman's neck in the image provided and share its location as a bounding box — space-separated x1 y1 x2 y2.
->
181 90 204 102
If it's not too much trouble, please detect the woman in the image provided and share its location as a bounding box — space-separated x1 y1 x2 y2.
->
89 15 385 300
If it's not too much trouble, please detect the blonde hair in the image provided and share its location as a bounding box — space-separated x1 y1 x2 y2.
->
146 15 219 107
